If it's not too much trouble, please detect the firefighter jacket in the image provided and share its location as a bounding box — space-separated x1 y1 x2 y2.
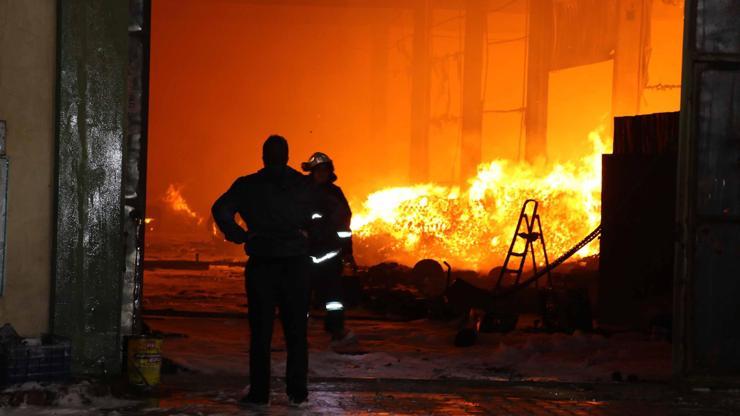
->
308 179 353 260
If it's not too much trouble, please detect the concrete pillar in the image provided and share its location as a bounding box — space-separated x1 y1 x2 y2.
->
53 0 129 375
409 1 431 183
611 0 652 117
370 12 390 147
524 0 553 163
459 0 486 181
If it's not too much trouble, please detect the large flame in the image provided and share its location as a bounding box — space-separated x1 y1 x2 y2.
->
164 184 203 225
351 127 611 271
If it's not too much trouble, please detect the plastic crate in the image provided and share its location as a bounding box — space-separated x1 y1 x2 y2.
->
1 334 71 385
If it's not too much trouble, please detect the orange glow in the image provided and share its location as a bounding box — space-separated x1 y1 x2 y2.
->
145 218 155 225
352 127 610 270
164 184 203 225
147 0 684 268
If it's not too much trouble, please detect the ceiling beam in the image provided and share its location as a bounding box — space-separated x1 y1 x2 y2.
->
217 0 525 12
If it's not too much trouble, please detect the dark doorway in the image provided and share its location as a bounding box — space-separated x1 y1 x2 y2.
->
139 0 684 383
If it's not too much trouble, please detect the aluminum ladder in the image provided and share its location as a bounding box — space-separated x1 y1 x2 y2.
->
495 199 552 291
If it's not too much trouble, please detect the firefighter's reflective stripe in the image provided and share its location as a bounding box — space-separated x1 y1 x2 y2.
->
325 301 344 311
337 230 352 238
311 249 341 264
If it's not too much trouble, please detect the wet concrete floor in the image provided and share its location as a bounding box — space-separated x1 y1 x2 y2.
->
132 374 740 415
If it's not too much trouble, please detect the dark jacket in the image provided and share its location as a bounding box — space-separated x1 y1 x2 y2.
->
212 165 315 258
308 179 353 257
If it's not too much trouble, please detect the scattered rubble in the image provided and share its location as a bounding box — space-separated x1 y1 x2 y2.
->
0 380 138 411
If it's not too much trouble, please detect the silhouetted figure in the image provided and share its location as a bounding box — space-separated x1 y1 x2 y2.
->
302 152 354 342
212 135 313 407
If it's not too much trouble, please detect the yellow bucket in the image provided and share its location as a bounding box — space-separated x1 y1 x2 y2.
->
127 336 163 387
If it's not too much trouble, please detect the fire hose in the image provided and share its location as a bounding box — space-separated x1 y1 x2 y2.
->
491 225 602 298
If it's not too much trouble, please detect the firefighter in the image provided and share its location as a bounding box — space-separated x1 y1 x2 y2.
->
301 152 355 342
212 135 314 407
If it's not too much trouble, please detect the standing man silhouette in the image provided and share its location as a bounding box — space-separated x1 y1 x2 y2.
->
212 135 314 407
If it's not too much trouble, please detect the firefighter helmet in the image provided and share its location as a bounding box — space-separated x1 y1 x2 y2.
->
301 152 333 172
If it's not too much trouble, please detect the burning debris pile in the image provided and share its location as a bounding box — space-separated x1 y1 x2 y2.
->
147 128 610 272
351 127 611 270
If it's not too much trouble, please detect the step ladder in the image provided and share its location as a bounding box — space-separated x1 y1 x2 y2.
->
495 199 552 291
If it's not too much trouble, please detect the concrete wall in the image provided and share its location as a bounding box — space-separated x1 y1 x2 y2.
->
0 0 56 336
